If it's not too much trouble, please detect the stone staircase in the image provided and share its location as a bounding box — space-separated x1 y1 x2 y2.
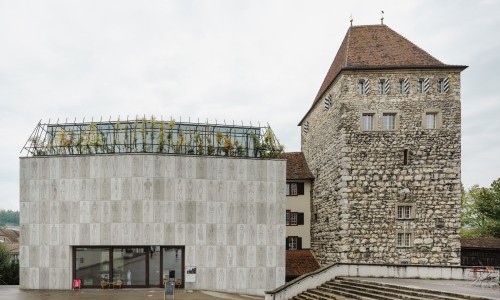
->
291 277 492 300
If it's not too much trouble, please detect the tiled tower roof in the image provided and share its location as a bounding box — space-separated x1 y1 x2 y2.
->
313 24 466 103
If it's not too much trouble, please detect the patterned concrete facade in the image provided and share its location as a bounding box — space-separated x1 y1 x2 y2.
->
19 154 286 295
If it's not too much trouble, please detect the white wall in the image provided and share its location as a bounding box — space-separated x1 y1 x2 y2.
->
19 154 286 295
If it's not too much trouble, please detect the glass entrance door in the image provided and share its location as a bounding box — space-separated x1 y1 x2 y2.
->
162 247 184 287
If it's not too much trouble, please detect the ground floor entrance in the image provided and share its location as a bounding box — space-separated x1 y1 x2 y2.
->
73 246 184 288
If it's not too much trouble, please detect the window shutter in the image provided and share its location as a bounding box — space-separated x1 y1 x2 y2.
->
285 237 290 250
297 213 304 225
403 78 410 94
297 237 302 250
324 94 332 110
443 77 450 93
364 79 370 94
384 80 390 94
424 78 430 94
297 183 304 195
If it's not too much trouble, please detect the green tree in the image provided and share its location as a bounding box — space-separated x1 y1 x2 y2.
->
0 244 19 285
0 210 19 227
461 178 500 238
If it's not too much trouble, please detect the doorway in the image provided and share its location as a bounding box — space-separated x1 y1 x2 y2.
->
73 246 185 288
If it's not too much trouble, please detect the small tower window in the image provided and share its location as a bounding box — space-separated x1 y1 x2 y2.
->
358 79 370 95
398 78 410 94
437 77 450 93
403 149 409 165
378 79 390 94
303 121 309 133
418 78 430 94
324 94 332 110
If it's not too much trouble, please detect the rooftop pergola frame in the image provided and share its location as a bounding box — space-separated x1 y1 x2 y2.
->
21 117 284 159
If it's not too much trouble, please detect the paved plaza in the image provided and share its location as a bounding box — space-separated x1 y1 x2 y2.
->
0 286 264 300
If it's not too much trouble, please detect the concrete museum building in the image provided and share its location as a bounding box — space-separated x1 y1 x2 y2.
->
19 119 286 294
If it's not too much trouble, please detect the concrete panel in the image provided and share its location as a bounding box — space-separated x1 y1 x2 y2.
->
20 155 286 294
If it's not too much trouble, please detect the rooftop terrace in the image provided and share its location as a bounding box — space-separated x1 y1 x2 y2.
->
21 117 283 159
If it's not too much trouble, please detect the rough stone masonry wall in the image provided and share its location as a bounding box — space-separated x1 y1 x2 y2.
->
302 70 462 266
19 154 286 294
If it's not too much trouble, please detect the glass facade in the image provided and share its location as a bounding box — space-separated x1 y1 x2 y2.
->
74 246 184 288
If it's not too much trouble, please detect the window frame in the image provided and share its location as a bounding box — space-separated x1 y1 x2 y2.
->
417 78 425 94
396 232 413 248
361 113 375 131
422 109 442 129
382 113 397 131
286 182 304 196
378 79 389 95
396 203 416 220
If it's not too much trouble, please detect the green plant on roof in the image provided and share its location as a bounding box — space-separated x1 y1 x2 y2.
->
175 130 184 154
133 117 138 151
159 121 166 153
223 134 233 156
150 116 156 152
141 116 147 152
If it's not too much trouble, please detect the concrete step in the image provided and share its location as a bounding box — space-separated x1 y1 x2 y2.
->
318 284 396 300
335 278 484 300
324 280 458 300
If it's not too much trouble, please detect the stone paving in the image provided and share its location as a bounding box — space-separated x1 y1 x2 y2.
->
0 286 264 300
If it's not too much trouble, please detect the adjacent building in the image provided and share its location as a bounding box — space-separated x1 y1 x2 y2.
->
283 152 314 250
299 24 467 266
19 119 286 294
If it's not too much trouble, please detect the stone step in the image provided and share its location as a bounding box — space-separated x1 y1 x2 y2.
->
335 278 483 300
318 284 398 300
325 280 459 300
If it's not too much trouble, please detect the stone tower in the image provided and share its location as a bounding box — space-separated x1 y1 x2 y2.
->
299 24 467 266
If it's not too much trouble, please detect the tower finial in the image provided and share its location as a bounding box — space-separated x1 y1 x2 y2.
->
350 14 353 27
381 10 384 25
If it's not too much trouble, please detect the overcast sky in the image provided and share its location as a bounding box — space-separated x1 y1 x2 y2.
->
1 0 499 211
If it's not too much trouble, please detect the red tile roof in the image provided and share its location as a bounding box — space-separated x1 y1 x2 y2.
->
300 24 467 125
286 250 320 277
0 228 19 243
461 238 500 250
281 152 314 180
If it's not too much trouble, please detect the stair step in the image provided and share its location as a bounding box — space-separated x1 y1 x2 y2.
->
323 281 454 300
334 278 476 300
319 285 393 300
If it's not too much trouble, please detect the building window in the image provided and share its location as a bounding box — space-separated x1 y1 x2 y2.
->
324 94 332 110
286 182 304 196
426 112 437 129
382 113 396 130
397 232 412 247
398 78 409 94
437 77 450 93
403 149 409 165
418 78 430 94
378 79 389 94
303 121 309 134
361 113 374 131
286 211 304 226
417 78 424 94
397 205 412 219
286 236 302 250
358 79 370 95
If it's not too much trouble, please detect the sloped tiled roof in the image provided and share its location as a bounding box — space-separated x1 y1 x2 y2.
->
0 228 19 243
461 238 500 250
300 24 467 125
4 243 19 254
286 250 320 277
281 152 314 180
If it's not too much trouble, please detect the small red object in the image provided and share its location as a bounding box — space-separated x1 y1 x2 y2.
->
73 279 81 289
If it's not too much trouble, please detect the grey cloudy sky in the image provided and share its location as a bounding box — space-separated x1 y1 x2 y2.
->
1 0 499 211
